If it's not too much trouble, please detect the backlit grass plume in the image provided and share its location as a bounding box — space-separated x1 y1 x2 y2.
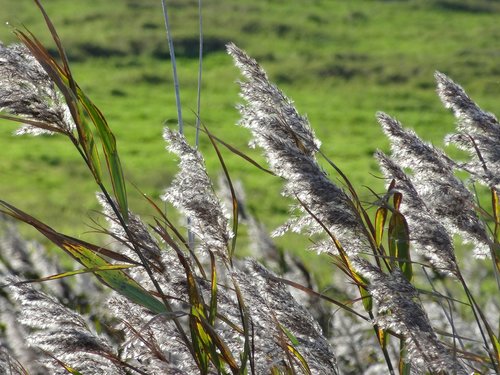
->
226 43 371 258
0 2 499 375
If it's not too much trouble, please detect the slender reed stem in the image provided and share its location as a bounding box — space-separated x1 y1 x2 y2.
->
161 0 197 251
160 0 183 134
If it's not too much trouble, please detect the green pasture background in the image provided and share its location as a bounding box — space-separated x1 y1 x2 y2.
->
0 0 499 260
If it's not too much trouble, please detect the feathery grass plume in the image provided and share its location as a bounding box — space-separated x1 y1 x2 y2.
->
96 193 164 273
330 308 394 374
375 151 460 276
98 197 197 372
0 216 35 278
234 260 339 374
106 294 195 374
357 261 467 374
227 43 369 256
0 346 26 375
10 281 126 374
436 71 500 187
162 128 232 258
0 43 74 136
217 176 329 329
377 112 490 257
0 298 44 375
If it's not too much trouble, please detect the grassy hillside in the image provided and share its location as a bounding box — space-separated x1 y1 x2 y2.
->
0 0 499 252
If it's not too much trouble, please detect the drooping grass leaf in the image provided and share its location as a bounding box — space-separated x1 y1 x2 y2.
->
13 28 80 128
270 273 369 322
3 264 135 287
30 0 106 184
13 6 127 222
0 201 165 314
0 113 65 134
198 127 275 176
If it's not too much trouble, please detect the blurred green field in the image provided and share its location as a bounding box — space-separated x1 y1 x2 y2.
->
1 0 499 259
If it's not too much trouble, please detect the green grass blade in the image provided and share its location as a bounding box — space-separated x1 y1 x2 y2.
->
388 210 412 281
203 123 238 261
33 0 76 93
286 344 311 375
375 207 387 248
3 264 135 286
398 342 411 375
208 251 218 325
199 127 275 175
490 189 500 274
279 324 299 347
493 334 500 370
13 27 105 183
231 276 255 374
0 201 165 314
77 89 128 222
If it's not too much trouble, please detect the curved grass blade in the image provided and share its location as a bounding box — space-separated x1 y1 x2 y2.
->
0 114 65 134
202 122 238 261
41 351 83 375
285 343 311 375
14 17 125 219
33 0 76 93
0 201 165 314
2 264 135 287
198 127 275 175
31 0 103 182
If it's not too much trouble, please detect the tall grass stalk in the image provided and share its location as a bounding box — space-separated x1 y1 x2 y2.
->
160 0 183 134
0 2 498 375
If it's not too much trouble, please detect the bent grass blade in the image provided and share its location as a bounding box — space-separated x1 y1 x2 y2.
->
0 201 165 314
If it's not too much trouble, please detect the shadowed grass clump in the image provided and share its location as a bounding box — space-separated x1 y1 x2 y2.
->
0 2 498 375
